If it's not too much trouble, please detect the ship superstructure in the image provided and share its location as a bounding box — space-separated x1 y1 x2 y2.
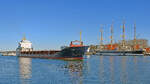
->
16 36 33 56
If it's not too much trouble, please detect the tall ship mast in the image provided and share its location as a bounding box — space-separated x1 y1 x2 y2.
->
110 21 114 46
100 25 103 50
134 23 136 46
122 20 126 48
133 23 140 50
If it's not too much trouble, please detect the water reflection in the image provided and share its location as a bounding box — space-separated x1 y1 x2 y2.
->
15 55 150 84
19 57 32 84
110 56 114 84
121 56 128 84
99 56 104 84
64 61 83 84
99 56 115 84
133 56 139 84
99 56 128 84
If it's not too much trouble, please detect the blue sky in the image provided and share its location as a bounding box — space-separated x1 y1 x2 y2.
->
0 0 150 50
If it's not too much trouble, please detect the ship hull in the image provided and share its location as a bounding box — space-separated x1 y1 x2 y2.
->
96 50 144 56
57 46 89 58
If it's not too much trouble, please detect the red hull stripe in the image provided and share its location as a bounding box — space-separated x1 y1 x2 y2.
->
18 56 83 60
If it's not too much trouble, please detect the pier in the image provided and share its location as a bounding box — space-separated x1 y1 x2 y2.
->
0 51 16 56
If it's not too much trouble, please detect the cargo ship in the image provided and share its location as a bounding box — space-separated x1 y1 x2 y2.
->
17 40 89 60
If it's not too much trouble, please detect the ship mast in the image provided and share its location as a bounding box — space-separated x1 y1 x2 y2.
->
22 34 26 41
100 25 103 49
110 21 114 46
133 23 137 50
134 23 136 45
122 20 126 48
100 29 103 46
80 30 82 42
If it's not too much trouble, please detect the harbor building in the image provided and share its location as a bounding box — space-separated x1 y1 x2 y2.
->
16 36 33 56
126 39 148 49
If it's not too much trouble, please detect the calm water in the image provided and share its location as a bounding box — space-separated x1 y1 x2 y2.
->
0 55 150 84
